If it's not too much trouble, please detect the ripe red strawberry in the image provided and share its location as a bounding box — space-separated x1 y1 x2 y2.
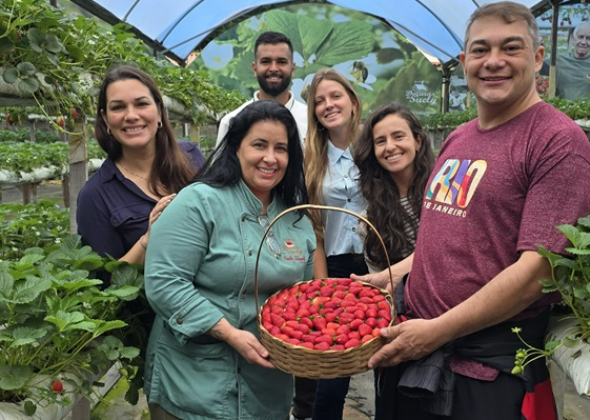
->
300 341 314 349
361 334 373 344
378 309 392 322
71 107 79 120
344 338 360 349
314 342 331 351
312 316 327 331
373 295 386 303
350 319 363 330
270 313 284 327
336 325 350 335
376 319 389 329
302 334 316 343
366 308 378 318
338 312 355 325
365 317 377 328
51 380 63 393
283 310 297 321
337 278 352 286
372 328 381 338
287 338 300 345
358 323 373 337
300 317 313 329
324 312 338 323
334 334 349 345
320 285 334 297
291 330 304 340
348 331 361 340
295 324 310 334
315 334 333 345
331 344 345 350
56 116 65 128
353 309 366 320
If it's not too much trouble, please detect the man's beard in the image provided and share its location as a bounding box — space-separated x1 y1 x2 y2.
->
258 73 291 97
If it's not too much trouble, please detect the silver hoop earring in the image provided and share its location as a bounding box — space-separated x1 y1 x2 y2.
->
157 121 163 129
107 127 112 135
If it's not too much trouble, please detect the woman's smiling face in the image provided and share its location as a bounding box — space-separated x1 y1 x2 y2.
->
237 120 289 206
102 78 161 151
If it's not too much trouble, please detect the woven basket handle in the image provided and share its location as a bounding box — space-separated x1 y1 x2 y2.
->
254 204 395 319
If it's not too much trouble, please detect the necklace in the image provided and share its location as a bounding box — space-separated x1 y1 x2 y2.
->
118 161 150 182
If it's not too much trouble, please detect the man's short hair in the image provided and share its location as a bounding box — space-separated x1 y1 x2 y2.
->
254 31 294 57
464 1 540 50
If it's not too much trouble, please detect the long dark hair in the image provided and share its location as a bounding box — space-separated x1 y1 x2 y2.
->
354 102 434 267
96 64 196 196
197 100 309 213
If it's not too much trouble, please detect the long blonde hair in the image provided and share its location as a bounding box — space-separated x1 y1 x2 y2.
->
304 68 362 239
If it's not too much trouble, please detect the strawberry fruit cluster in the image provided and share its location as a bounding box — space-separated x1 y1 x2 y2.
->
260 278 392 351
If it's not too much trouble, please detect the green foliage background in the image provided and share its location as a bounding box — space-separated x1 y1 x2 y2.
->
191 4 442 116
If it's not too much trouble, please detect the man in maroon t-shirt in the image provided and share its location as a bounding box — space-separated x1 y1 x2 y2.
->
355 2 590 420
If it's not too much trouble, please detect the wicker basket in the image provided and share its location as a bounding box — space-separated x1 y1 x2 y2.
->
254 204 396 379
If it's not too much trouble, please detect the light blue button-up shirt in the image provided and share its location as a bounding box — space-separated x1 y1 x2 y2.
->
322 140 366 257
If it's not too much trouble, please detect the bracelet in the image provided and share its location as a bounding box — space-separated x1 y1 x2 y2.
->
139 235 148 249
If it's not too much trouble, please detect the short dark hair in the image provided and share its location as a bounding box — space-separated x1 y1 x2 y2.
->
465 1 540 49
254 31 293 57
197 100 308 210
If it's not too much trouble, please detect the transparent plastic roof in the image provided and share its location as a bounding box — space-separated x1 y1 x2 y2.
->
71 0 549 64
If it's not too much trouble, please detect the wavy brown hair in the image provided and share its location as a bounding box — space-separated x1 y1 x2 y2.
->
96 65 196 196
354 102 434 267
304 68 362 239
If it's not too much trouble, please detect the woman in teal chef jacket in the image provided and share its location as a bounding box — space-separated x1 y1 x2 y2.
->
144 100 316 420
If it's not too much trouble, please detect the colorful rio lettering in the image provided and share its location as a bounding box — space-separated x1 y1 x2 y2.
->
425 159 487 211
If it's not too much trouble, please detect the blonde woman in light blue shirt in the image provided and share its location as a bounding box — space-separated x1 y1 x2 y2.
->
303 68 368 420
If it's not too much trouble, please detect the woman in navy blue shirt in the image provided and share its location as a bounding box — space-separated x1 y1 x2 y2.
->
77 65 205 265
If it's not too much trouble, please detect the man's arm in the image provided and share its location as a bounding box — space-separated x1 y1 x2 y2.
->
368 250 550 368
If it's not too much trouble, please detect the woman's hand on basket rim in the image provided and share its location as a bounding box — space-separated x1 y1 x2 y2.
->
226 329 276 369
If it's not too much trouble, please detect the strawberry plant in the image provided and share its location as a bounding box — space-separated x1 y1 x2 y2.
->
0 235 143 416
0 201 69 260
260 278 392 351
513 214 590 374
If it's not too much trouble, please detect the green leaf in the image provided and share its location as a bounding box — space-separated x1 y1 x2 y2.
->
557 224 581 247
119 346 140 359
0 36 15 53
314 20 374 66
16 61 36 77
10 326 48 347
44 34 63 54
64 320 98 332
44 310 85 331
94 320 127 336
18 76 40 95
18 253 45 267
27 27 45 53
573 287 589 299
0 270 15 298
10 276 52 304
24 400 37 416
65 43 84 61
577 214 590 229
2 67 18 83
565 247 590 256
0 364 34 390
60 278 103 293
110 264 143 287
105 285 140 301
544 340 561 353
376 48 406 64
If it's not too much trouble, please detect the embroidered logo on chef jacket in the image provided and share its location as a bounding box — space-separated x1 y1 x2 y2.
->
282 239 306 262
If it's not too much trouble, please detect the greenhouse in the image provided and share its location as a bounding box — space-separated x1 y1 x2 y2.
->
1 0 590 419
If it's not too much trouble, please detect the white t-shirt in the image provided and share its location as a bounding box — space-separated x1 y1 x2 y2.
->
215 91 307 147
